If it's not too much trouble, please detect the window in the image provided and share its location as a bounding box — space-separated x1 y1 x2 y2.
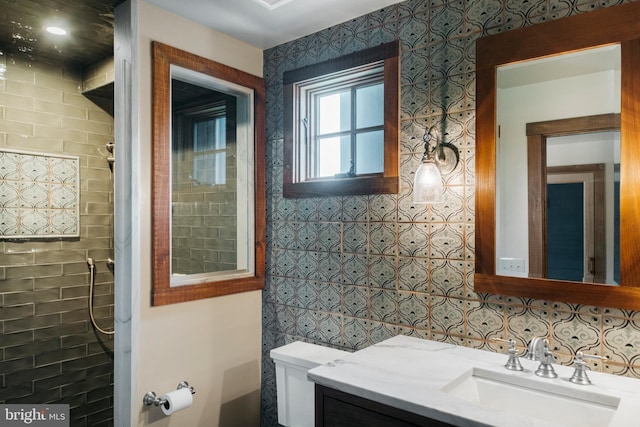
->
283 41 399 197
193 114 226 186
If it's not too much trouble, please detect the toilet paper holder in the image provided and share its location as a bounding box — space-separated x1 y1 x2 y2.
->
143 381 196 407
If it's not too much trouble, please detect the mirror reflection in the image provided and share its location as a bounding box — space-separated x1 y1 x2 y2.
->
545 131 620 284
170 66 255 287
495 45 620 284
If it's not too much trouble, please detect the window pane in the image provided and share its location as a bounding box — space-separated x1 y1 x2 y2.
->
194 117 226 151
356 83 384 129
318 91 351 134
356 130 384 174
317 135 351 177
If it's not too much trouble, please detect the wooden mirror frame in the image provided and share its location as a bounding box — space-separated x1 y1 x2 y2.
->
151 41 266 306
475 2 640 309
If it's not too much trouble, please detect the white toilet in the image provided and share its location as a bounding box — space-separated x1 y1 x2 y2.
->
270 341 348 427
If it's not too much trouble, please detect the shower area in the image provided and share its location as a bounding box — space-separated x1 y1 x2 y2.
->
0 3 117 426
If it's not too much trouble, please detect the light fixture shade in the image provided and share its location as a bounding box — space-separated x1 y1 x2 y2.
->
413 160 443 203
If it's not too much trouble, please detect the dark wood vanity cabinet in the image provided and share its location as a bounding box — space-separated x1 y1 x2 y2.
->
315 384 456 427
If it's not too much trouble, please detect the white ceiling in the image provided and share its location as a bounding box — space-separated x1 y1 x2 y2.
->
146 0 404 49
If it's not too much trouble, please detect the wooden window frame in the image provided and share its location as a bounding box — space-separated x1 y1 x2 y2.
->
283 41 400 198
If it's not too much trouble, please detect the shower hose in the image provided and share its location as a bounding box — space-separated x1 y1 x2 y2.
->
87 258 115 335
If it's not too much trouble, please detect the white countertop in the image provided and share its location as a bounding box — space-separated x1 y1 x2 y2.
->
307 335 640 427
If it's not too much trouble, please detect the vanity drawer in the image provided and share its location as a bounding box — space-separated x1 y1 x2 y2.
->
315 384 455 427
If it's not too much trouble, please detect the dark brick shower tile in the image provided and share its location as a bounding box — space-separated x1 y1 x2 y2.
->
4 314 61 332
34 369 87 393
0 330 34 347
36 346 87 366
5 363 61 388
0 304 34 320
34 322 87 340
4 338 61 360
35 298 87 315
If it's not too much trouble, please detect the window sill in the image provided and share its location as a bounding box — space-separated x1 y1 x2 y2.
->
283 175 399 198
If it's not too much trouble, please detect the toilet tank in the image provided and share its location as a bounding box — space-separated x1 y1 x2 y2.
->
270 341 348 427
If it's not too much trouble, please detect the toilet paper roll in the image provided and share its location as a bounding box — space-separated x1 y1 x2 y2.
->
161 387 193 415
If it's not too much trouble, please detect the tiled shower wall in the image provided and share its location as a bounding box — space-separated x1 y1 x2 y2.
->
0 55 114 426
260 0 640 425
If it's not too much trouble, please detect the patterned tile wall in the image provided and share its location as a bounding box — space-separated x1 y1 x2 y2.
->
1 149 80 238
0 55 114 427
260 0 640 425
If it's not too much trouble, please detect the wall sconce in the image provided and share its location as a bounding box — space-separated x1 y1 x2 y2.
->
413 126 460 204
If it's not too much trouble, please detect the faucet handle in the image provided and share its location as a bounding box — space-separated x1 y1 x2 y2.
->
569 352 606 385
495 338 524 371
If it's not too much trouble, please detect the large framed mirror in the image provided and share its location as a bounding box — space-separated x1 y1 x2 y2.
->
151 41 266 306
475 2 640 309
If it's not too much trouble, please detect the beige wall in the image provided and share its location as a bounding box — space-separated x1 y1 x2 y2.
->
136 2 263 426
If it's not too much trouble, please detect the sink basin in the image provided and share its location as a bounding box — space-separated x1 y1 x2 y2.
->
441 368 620 427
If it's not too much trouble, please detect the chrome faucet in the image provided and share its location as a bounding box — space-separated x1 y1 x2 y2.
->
496 338 524 371
531 338 557 379
569 352 606 385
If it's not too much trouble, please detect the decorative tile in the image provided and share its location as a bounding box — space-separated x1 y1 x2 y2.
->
397 326 430 340
398 222 429 257
296 309 318 339
397 15 428 50
430 259 465 297
275 278 296 306
296 251 319 279
343 222 369 254
343 316 369 350
20 182 49 208
399 151 422 190
1 149 79 238
342 285 369 318
428 186 465 223
275 304 297 336
341 195 368 222
317 252 342 283
397 192 429 222
369 222 396 255
506 306 550 347
369 321 398 344
295 198 319 221
465 300 505 341
318 196 342 221
401 120 428 155
296 280 318 309
603 317 640 365
505 0 548 24
398 257 429 292
465 0 504 33
368 255 397 289
430 295 465 335
295 221 319 251
370 289 398 323
428 38 466 81
317 283 342 314
551 310 600 356
316 222 341 252
342 253 368 285
429 223 465 260
429 74 467 117
368 24 397 48
401 48 429 86
398 291 429 328
368 194 397 222
317 312 343 346
429 1 465 43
